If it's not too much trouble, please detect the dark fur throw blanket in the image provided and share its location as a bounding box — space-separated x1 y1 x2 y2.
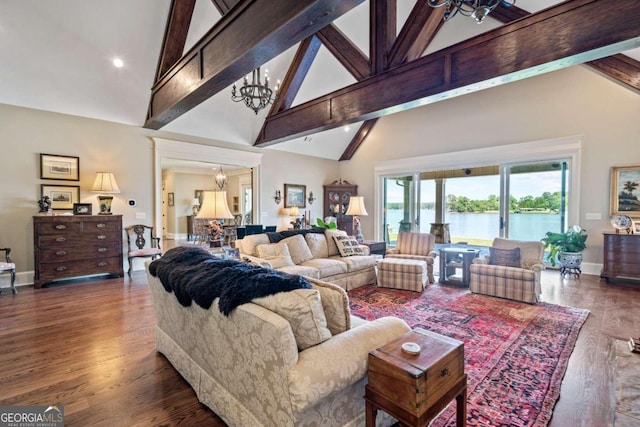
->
148 246 311 315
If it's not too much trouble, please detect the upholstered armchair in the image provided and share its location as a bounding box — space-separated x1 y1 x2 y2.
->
469 238 545 304
386 232 437 283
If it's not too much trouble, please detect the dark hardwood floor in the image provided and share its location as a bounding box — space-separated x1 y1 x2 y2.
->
1 269 638 426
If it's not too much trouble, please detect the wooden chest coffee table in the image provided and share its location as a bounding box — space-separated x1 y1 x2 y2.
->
365 328 467 426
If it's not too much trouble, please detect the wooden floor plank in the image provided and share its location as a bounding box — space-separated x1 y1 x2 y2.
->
0 267 639 426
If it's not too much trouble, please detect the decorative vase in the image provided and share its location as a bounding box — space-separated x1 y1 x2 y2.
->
558 251 583 277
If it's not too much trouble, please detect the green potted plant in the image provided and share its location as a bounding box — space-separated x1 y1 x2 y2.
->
314 217 337 229
541 225 588 270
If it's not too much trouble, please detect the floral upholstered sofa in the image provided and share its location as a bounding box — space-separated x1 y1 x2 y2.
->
236 229 379 291
145 252 410 427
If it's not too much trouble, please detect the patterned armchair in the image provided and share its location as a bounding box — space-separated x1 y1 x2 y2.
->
386 232 437 283
469 238 545 304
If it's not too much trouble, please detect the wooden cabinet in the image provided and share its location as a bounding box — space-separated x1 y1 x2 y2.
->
33 215 124 288
323 180 357 234
601 233 640 282
187 215 194 241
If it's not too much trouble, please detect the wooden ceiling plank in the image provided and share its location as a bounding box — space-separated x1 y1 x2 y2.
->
388 2 445 68
145 0 364 130
488 3 530 22
340 119 379 161
317 24 370 80
255 0 640 146
587 54 640 91
370 0 396 74
154 0 197 83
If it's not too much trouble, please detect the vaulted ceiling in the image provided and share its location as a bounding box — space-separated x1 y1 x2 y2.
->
1 0 639 161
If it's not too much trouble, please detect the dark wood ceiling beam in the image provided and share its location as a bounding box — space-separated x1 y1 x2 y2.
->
370 0 396 74
488 3 529 22
587 54 640 91
316 24 369 80
154 0 197 82
144 0 364 130
340 118 379 161
255 0 640 146
210 0 240 15
270 36 322 113
388 1 445 68
490 2 640 92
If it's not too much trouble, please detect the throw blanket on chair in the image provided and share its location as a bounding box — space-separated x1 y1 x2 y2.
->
149 246 311 315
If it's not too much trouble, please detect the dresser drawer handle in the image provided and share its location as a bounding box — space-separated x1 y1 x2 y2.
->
97 248 108 253
55 266 67 272
55 224 67 230
56 251 67 256
97 235 107 240
56 237 66 242
97 262 107 267
440 368 449 378
97 223 107 229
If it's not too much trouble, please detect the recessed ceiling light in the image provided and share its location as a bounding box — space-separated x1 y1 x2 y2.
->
113 58 124 68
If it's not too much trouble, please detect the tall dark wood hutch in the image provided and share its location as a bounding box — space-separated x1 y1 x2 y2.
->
323 180 357 234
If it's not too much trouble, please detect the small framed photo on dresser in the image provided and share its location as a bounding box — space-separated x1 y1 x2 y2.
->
73 203 92 215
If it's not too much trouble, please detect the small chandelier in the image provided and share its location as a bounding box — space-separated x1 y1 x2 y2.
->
427 0 515 24
215 165 227 190
231 67 279 114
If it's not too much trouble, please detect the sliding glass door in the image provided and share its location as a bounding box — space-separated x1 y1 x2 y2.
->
381 159 570 246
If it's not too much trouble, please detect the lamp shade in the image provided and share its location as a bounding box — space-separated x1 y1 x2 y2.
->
289 206 300 216
191 198 200 207
196 191 233 219
91 172 120 193
345 196 368 216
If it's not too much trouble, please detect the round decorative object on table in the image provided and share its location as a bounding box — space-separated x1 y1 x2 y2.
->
611 215 633 234
401 342 421 355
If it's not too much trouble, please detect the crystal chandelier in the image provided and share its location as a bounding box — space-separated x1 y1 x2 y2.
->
215 165 227 190
427 0 515 24
231 67 279 114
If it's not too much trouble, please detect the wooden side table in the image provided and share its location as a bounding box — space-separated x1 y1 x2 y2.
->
439 247 479 287
361 240 386 257
366 328 467 427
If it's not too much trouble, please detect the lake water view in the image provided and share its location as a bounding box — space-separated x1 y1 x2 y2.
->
385 209 562 244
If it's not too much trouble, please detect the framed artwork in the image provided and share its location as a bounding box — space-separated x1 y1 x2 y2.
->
168 192 175 207
73 203 92 215
41 184 80 210
40 153 79 181
610 165 640 217
194 189 204 207
284 184 306 208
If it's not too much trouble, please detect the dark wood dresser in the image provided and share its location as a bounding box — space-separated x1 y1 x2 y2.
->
601 233 640 283
33 215 124 288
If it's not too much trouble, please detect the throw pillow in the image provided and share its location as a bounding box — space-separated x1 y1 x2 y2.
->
305 233 329 258
333 235 366 257
325 229 347 257
489 247 521 267
256 242 295 269
281 234 314 265
252 289 332 350
308 278 351 334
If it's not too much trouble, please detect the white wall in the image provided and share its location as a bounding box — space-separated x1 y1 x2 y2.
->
340 65 640 267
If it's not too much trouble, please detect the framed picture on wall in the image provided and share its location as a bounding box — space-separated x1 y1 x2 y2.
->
610 165 640 217
41 184 80 210
284 184 306 208
194 189 204 207
40 153 80 181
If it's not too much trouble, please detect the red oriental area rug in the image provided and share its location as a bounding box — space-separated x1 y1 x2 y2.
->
348 284 589 427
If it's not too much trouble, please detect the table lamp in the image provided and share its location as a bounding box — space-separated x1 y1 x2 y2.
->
289 206 302 229
196 191 233 246
91 172 120 215
345 196 368 242
191 198 200 215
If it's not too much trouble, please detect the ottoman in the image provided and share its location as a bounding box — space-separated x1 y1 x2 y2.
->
377 258 427 292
